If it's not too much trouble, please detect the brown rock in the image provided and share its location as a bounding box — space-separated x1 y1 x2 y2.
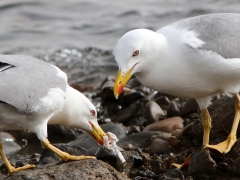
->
168 136 181 147
5 159 130 180
128 125 140 134
142 117 184 133
180 99 199 117
167 102 180 117
171 129 183 138
150 159 167 174
158 168 184 180
233 157 240 175
188 149 216 175
117 131 171 150
149 139 172 154
145 101 165 124
114 102 138 123
154 96 171 110
182 122 194 136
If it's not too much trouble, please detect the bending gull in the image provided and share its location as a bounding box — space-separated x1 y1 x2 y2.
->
0 55 106 174
113 13 240 156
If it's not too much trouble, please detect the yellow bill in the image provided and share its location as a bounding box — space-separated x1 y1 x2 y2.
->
88 122 106 145
113 67 134 99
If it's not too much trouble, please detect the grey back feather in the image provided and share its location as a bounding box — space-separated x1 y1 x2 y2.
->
0 55 67 113
167 13 240 58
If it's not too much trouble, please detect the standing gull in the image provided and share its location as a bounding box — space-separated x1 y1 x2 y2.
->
113 13 240 155
0 55 106 174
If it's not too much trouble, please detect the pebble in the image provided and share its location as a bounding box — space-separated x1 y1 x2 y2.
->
114 102 138 123
181 122 194 136
171 129 183 138
180 99 199 117
149 139 172 154
145 101 165 124
154 96 171 110
168 136 181 147
159 168 184 180
117 131 171 150
233 157 240 175
128 125 141 134
123 92 145 107
167 102 180 117
142 117 184 133
150 158 167 174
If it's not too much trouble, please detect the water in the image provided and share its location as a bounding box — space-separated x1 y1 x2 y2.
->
0 0 240 86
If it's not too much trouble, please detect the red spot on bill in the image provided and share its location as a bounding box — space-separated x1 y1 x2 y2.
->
118 85 124 95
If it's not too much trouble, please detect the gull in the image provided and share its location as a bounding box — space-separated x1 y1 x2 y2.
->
113 13 240 156
0 54 106 174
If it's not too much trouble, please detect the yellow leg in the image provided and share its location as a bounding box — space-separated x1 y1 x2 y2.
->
0 143 35 175
41 139 96 161
206 93 240 154
201 109 212 146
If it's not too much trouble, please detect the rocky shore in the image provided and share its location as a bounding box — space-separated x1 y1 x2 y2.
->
1 76 240 180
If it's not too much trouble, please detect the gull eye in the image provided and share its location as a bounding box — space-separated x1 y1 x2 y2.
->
132 50 139 57
90 110 95 116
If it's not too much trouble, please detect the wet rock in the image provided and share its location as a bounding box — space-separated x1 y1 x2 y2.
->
101 123 127 139
128 125 141 134
188 149 216 175
137 170 156 179
145 101 165 124
118 151 143 174
154 96 171 110
221 139 240 175
89 146 123 171
209 96 236 139
123 92 145 107
117 131 171 150
114 102 138 123
182 122 194 136
171 129 182 138
149 139 172 154
101 80 119 105
191 119 203 139
168 136 181 147
6 130 38 143
6 159 130 180
142 117 184 134
167 102 180 117
159 168 184 180
180 99 199 117
29 153 41 164
47 124 85 139
233 157 240 175
0 132 21 156
150 159 167 174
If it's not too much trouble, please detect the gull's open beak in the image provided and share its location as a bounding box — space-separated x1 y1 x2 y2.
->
88 122 106 145
113 68 134 99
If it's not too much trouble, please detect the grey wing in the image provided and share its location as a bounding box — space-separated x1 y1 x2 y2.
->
0 55 67 114
166 13 240 59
